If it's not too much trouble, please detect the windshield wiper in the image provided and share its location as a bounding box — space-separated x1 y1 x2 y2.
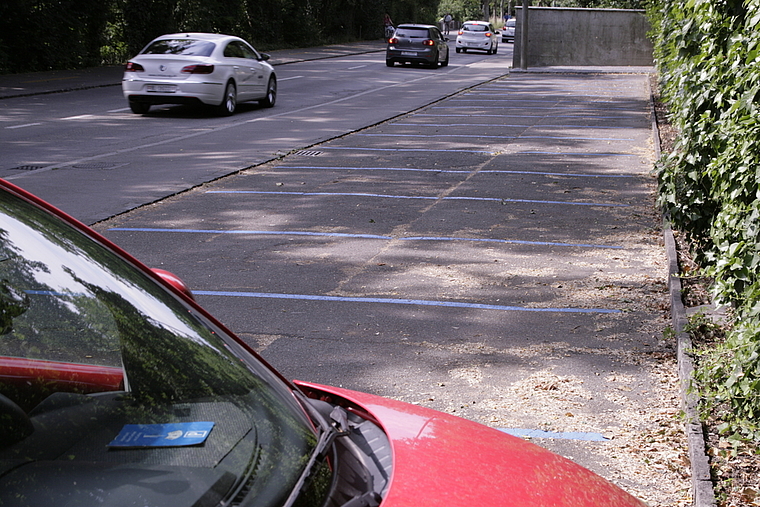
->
281 406 350 507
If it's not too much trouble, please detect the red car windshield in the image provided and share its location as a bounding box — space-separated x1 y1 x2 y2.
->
0 186 324 507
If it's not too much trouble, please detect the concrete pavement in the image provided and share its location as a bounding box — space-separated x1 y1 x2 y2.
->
94 68 690 505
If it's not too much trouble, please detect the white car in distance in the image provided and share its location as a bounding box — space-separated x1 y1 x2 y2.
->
502 18 516 42
455 21 499 54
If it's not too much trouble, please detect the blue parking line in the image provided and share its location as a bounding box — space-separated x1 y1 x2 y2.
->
458 96 620 103
284 165 471 174
392 122 633 130
479 169 633 178
416 113 633 119
438 104 635 112
356 133 635 141
358 133 518 139
423 111 637 120
205 190 628 208
191 290 620 314
209 190 438 200
321 146 495 154
106 227 623 250
499 428 610 441
108 227 392 240
402 236 623 249
518 151 637 157
281 165 634 179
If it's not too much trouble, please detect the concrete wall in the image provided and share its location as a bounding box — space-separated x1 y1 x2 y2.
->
512 7 653 67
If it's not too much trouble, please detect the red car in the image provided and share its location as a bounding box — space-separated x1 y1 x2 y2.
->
0 179 645 507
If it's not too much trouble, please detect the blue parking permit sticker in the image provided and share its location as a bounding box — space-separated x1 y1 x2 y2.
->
108 422 215 448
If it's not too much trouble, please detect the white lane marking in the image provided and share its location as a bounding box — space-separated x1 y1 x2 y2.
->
5 123 42 129
61 114 94 120
278 76 303 81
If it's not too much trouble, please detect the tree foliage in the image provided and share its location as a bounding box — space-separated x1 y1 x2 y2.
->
0 0 396 72
0 0 647 73
649 0 760 440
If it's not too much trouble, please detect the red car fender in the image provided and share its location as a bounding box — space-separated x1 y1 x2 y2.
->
295 380 646 507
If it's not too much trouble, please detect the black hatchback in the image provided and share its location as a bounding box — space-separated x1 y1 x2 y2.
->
386 24 449 68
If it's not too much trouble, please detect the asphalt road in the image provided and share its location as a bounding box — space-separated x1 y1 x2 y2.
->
1 41 510 224
0 42 687 505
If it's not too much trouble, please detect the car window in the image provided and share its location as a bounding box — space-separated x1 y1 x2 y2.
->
223 41 245 58
396 28 429 38
463 24 487 32
240 42 260 60
224 41 258 59
141 39 215 56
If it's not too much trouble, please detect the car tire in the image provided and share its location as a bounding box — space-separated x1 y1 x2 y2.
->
386 59 394 67
259 76 277 108
129 101 150 114
218 81 236 116
455 47 461 53
428 54 438 69
441 51 449 67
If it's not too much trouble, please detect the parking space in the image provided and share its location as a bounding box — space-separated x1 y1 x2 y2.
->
96 71 689 505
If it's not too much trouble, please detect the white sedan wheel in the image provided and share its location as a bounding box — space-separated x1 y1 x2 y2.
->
218 81 237 116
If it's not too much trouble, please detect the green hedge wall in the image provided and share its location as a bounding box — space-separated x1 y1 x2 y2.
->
0 0 437 73
649 0 760 439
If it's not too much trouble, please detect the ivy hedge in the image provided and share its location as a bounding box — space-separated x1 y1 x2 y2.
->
648 0 760 440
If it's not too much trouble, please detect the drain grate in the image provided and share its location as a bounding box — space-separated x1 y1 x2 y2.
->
9 165 46 171
72 162 117 170
294 150 323 157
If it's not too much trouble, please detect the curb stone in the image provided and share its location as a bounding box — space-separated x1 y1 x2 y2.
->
651 83 717 507
663 222 717 507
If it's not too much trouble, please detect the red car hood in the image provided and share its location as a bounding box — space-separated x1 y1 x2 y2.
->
295 381 646 507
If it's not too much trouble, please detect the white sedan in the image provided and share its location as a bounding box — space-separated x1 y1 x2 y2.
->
455 21 499 54
122 33 276 115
